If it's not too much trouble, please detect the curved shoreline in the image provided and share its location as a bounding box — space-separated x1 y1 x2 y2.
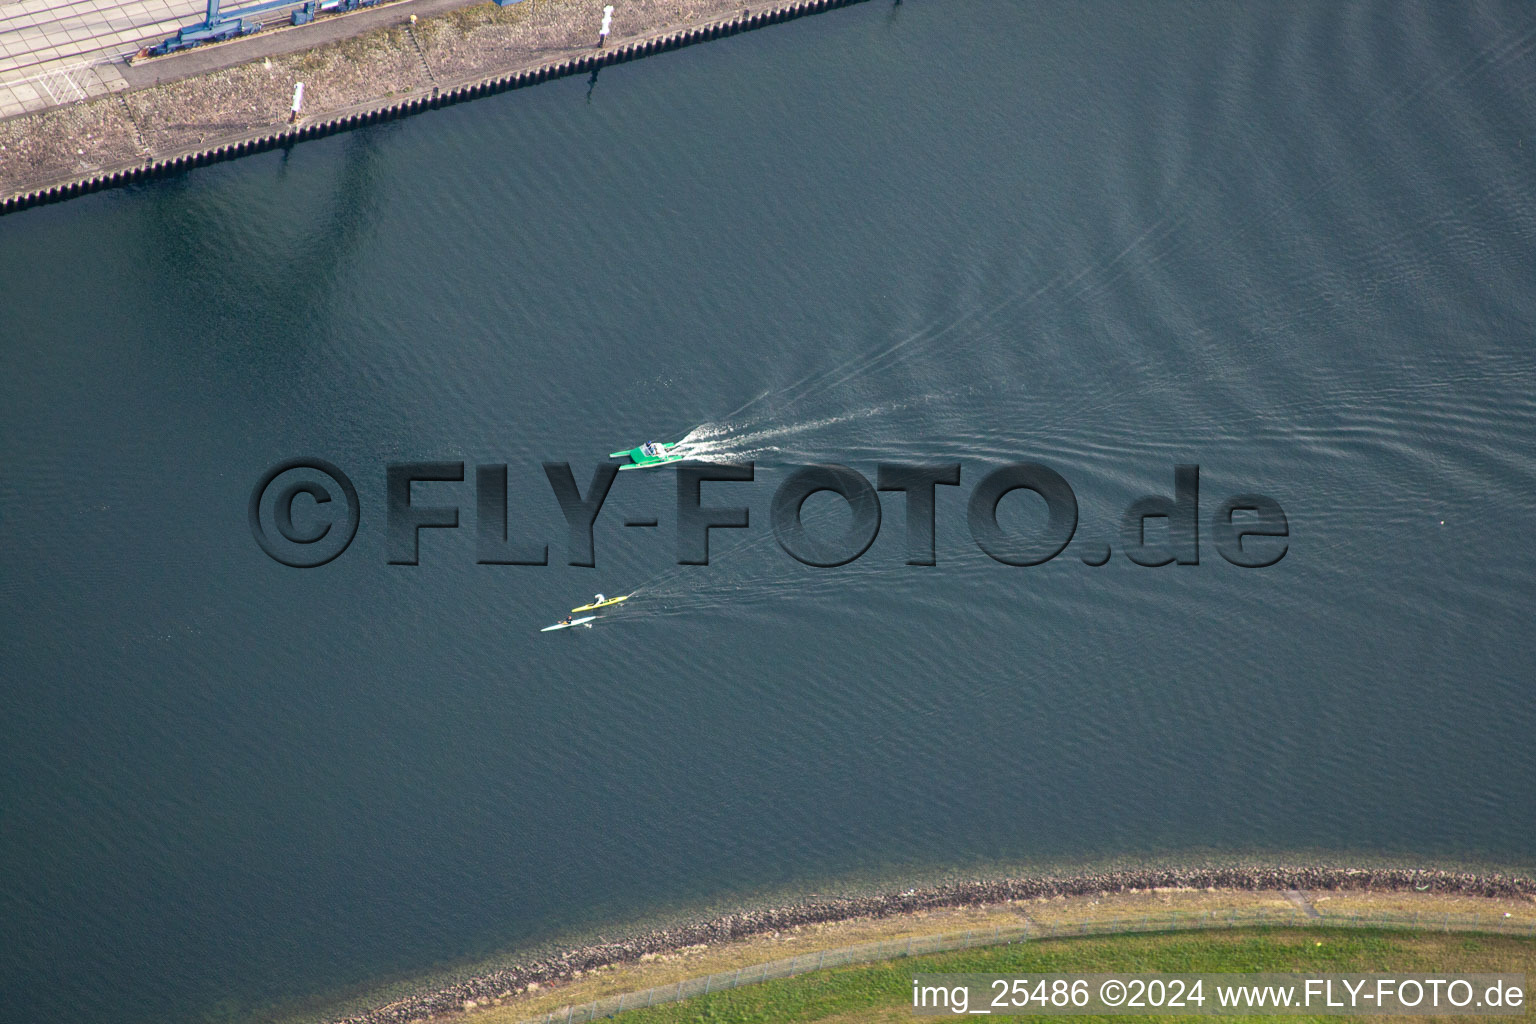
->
333 865 1535 1024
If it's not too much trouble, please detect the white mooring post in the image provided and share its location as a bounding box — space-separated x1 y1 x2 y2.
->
290 82 304 123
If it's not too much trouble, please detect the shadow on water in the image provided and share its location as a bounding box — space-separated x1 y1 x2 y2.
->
130 125 391 378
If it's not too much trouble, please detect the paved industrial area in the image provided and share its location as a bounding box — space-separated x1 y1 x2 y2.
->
0 0 450 118
2 0 830 208
0 0 185 116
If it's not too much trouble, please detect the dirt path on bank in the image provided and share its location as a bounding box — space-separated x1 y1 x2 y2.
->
321 867 1535 1024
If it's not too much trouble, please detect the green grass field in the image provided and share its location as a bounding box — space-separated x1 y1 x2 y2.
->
588 929 1533 1024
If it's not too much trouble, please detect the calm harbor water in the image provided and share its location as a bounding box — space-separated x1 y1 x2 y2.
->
3 1 1536 1021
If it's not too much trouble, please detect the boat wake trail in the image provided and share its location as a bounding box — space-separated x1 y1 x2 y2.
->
665 395 953 466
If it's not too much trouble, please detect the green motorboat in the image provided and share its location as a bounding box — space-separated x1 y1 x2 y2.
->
610 441 686 471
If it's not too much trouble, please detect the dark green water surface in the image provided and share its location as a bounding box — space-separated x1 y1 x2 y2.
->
3 2 1535 1021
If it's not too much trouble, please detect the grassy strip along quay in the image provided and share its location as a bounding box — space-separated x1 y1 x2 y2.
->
331 868 1535 1024
519 927 1536 1024
0 0 867 213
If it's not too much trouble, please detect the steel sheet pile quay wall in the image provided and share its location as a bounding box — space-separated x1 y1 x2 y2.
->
0 0 868 213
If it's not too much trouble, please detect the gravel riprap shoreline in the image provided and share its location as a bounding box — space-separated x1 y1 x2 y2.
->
0 0 864 211
333 865 1535 1024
